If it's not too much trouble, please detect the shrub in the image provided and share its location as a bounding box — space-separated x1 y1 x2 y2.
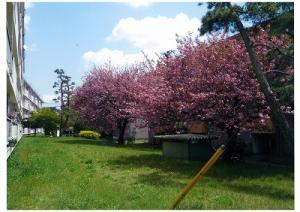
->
7 137 17 147
79 130 100 140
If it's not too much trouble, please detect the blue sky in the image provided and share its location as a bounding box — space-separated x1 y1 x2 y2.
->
24 2 208 107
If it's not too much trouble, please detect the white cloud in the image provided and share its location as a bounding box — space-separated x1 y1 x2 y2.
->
108 13 201 54
24 14 31 31
82 13 201 68
23 45 28 51
23 43 38 52
126 0 152 8
82 48 146 67
41 94 56 104
24 3 34 31
25 2 34 10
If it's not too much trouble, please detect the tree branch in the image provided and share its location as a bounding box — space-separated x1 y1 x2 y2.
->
253 42 293 59
264 69 290 75
141 50 155 71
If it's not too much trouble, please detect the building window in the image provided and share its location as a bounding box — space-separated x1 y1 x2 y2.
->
7 94 10 113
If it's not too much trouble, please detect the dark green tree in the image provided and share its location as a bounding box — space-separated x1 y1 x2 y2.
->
66 106 87 134
53 69 75 137
29 108 60 136
22 116 40 135
245 3 294 110
199 2 294 150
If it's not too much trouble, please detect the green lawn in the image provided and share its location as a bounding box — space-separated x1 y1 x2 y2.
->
7 136 294 209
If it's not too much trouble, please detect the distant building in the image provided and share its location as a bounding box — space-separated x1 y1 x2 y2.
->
127 119 149 139
113 119 149 141
22 80 44 134
7 2 25 157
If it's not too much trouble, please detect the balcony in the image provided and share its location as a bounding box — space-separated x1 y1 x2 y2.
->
7 31 13 75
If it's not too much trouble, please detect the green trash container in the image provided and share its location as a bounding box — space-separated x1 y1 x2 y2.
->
156 134 218 161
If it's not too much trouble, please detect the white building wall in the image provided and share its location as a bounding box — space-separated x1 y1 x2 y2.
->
7 2 25 158
128 119 149 139
22 80 44 135
113 119 149 140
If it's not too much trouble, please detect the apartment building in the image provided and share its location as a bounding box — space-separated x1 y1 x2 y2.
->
7 2 25 157
23 80 44 134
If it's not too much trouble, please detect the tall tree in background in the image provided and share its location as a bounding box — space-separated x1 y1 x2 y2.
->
53 69 75 137
199 2 294 149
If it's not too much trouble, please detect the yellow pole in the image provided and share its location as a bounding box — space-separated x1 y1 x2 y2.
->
170 144 225 209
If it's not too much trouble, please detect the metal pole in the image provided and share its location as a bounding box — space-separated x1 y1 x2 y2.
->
171 144 225 209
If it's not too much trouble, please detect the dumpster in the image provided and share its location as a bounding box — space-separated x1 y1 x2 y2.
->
155 134 219 161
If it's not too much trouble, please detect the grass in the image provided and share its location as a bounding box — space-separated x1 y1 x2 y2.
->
7 136 294 209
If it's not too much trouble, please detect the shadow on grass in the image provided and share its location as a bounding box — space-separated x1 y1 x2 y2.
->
221 183 294 201
47 137 294 174
137 171 186 188
106 153 293 178
53 137 294 179
23 136 294 204
106 154 293 202
106 154 199 178
53 137 161 152
110 155 294 200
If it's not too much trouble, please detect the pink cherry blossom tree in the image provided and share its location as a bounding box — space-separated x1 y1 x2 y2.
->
72 64 141 144
73 28 292 155
137 29 292 158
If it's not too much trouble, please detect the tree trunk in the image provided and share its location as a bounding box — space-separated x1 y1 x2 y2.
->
62 85 71 135
232 11 294 150
148 126 154 144
45 128 50 136
34 128 37 136
62 113 69 134
118 118 128 144
59 114 63 137
59 81 64 137
223 129 239 161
